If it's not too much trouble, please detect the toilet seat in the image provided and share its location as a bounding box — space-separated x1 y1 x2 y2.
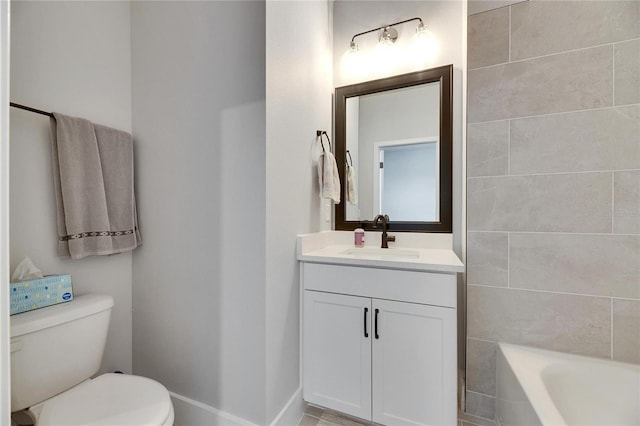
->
36 373 174 426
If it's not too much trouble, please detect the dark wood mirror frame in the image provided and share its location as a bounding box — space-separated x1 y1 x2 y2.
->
334 64 453 233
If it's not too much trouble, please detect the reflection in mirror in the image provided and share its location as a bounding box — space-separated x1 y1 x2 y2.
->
345 82 440 222
378 141 438 221
335 65 452 233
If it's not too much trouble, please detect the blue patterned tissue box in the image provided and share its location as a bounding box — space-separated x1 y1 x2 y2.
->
10 275 73 315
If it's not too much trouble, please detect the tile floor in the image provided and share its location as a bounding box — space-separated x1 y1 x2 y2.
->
297 405 497 426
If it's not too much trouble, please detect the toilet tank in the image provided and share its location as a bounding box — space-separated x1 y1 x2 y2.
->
10 294 114 412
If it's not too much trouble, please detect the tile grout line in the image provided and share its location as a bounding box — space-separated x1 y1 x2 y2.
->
508 5 511 63
612 44 615 107
466 389 496 399
466 230 640 237
467 102 640 126
466 230 640 236
467 336 500 344
507 119 511 176
612 171 615 233
611 296 640 302
611 297 614 360
468 283 640 301
468 37 640 73
468 167 640 180
506 232 510 289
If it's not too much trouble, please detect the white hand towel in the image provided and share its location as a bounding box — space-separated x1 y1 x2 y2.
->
346 164 358 205
317 151 341 203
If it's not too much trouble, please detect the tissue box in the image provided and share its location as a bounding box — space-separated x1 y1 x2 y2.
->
10 275 73 315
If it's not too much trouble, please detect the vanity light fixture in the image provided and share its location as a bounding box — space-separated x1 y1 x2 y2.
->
348 17 430 53
344 17 436 75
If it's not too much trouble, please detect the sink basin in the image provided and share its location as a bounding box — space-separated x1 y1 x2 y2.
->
341 247 420 260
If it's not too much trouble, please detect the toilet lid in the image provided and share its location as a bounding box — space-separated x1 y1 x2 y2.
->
38 373 172 426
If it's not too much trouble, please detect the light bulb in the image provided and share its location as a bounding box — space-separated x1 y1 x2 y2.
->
374 41 398 74
341 41 362 78
411 23 437 66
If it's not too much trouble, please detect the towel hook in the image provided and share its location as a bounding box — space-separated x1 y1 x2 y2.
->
346 150 353 166
316 130 332 153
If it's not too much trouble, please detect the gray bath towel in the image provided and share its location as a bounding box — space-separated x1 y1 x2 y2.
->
50 113 142 259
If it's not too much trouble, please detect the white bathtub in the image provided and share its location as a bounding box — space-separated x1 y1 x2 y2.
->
496 343 640 426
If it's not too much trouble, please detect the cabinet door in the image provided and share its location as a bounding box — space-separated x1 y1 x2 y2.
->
372 299 456 426
303 291 372 420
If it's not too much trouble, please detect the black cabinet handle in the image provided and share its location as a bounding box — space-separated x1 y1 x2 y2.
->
374 308 380 339
364 307 369 338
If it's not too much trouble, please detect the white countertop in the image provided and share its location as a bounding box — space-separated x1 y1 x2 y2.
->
297 231 464 273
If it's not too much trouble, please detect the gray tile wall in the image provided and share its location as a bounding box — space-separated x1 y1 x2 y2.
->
466 1 640 420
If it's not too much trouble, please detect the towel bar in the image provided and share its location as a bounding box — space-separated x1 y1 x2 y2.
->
9 102 53 117
317 130 332 152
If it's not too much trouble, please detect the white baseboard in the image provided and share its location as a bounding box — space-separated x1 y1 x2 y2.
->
170 392 257 426
269 387 304 426
170 388 304 426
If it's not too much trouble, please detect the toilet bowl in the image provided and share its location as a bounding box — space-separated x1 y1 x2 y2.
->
10 294 174 426
28 374 174 426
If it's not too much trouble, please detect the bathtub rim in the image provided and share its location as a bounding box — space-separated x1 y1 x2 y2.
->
497 343 640 426
498 343 564 425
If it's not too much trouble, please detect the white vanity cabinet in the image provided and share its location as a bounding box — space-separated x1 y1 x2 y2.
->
301 262 458 426
303 291 372 419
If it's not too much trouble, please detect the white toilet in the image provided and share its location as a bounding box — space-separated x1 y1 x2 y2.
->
10 294 174 426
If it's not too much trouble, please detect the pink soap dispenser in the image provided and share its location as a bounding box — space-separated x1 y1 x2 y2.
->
354 228 365 247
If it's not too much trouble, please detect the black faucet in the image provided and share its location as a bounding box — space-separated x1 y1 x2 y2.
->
373 214 396 248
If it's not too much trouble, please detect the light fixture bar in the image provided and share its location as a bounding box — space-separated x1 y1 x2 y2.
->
349 17 424 46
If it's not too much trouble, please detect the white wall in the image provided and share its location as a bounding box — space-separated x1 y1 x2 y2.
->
1 1 11 424
131 2 266 424
9 1 133 375
265 1 333 423
7 2 331 424
334 1 464 88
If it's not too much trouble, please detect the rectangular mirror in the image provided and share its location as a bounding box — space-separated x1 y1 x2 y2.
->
335 65 453 232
